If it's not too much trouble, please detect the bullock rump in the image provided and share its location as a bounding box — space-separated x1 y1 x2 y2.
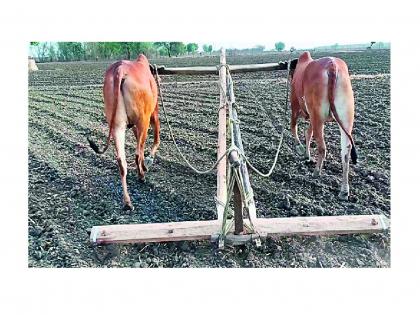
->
88 54 160 210
289 51 357 200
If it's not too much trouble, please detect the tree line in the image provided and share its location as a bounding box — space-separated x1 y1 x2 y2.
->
29 42 213 62
30 41 286 62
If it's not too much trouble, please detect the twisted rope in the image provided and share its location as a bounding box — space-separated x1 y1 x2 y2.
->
152 64 232 175
152 55 292 178
225 62 291 178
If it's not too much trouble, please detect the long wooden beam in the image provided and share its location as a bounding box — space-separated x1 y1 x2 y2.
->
216 49 227 221
152 61 288 75
90 220 220 244
90 215 389 245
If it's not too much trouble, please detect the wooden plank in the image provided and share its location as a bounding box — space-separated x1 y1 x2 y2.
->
90 215 389 245
216 48 227 221
255 215 390 236
90 220 220 245
153 62 288 75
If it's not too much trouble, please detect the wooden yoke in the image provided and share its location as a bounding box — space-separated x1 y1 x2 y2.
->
151 62 289 75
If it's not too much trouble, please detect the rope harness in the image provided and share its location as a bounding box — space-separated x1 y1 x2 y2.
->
151 59 292 178
152 64 235 175
223 57 292 178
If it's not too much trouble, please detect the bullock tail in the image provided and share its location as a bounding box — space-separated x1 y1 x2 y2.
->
87 67 124 154
327 61 358 164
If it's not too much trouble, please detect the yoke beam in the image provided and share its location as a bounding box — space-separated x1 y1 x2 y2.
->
153 62 289 75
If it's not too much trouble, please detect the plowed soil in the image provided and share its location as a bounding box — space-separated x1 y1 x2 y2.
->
28 50 390 267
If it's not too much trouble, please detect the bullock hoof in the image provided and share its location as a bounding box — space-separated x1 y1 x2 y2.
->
305 157 316 165
123 202 134 211
312 169 321 177
338 191 349 201
144 156 154 171
296 144 306 156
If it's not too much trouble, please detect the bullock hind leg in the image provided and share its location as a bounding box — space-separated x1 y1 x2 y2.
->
305 123 315 163
312 121 326 177
113 126 133 211
338 126 352 200
132 125 139 142
135 118 151 181
144 106 160 170
291 112 305 156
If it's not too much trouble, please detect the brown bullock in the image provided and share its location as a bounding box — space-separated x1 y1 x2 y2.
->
88 54 160 210
290 51 358 200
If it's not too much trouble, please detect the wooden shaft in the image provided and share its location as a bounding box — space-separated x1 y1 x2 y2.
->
226 73 257 221
152 62 288 75
233 180 244 234
216 48 227 221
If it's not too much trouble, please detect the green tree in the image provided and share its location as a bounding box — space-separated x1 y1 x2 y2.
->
71 42 83 60
47 43 57 62
57 42 71 60
83 42 100 60
186 43 199 54
203 44 213 53
95 42 121 59
154 42 171 57
120 42 132 59
158 47 168 56
36 42 49 61
170 42 186 56
131 42 154 57
274 42 285 51
153 42 187 57
57 42 84 61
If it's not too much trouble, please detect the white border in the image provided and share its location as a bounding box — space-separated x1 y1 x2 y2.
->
1 0 419 314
